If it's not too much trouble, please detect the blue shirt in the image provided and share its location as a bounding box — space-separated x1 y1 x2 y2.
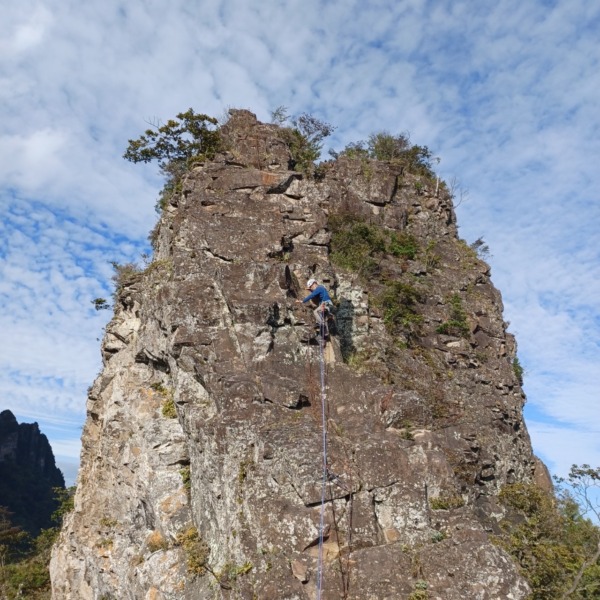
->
302 285 332 305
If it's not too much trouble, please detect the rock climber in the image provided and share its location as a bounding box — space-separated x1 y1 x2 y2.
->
296 278 333 330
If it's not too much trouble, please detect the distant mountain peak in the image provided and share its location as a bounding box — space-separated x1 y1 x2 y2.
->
0 408 65 535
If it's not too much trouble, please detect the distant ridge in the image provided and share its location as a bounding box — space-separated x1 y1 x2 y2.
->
0 409 65 535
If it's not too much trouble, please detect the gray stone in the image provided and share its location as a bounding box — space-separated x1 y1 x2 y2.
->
51 111 536 599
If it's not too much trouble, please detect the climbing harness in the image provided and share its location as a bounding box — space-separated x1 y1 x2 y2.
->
316 312 328 599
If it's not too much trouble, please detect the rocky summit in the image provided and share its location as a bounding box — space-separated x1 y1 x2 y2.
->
51 110 549 599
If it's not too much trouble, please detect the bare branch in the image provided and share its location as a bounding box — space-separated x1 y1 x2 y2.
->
561 538 600 599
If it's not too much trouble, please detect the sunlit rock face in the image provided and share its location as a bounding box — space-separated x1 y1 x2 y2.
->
51 110 544 599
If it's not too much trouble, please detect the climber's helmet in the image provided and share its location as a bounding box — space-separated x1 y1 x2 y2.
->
306 278 317 289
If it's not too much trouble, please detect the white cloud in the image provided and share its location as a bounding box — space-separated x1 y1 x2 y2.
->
0 0 599 489
0 128 67 185
0 5 52 56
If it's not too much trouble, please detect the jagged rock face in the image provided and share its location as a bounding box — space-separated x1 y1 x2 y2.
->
0 409 65 534
51 111 543 599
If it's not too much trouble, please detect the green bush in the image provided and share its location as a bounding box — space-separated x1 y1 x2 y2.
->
346 351 371 372
123 109 221 166
51 486 75 526
367 131 410 161
161 398 177 419
376 282 423 335
180 466 191 492
329 214 419 277
470 237 491 260
430 530 447 543
110 261 142 295
329 213 424 344
124 108 223 212
388 232 419 260
334 141 369 159
215 561 253 586
429 493 464 510
176 527 210 576
512 357 524 385
334 131 435 177
155 161 186 212
424 240 440 270
495 482 600 599
92 298 110 311
277 111 334 175
401 144 434 177
436 294 469 338
151 383 177 418
1 559 51 599
0 498 71 600
408 580 429 599
329 215 386 276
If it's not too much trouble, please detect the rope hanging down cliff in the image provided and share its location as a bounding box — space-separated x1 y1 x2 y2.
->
296 277 332 597
316 310 329 600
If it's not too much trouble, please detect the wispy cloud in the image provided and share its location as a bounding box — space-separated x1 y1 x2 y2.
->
1 0 598 483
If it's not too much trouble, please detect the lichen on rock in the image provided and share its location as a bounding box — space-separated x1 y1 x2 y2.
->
51 110 546 599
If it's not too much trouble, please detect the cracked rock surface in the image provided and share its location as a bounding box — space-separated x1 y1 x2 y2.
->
51 111 544 599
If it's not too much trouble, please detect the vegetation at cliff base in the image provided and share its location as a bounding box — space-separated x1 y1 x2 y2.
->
0 488 75 599
0 466 63 540
495 467 600 599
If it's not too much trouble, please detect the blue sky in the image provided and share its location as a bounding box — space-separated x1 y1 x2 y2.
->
1 0 598 486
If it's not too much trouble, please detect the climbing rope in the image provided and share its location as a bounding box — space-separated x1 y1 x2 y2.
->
316 309 329 599
327 464 354 598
